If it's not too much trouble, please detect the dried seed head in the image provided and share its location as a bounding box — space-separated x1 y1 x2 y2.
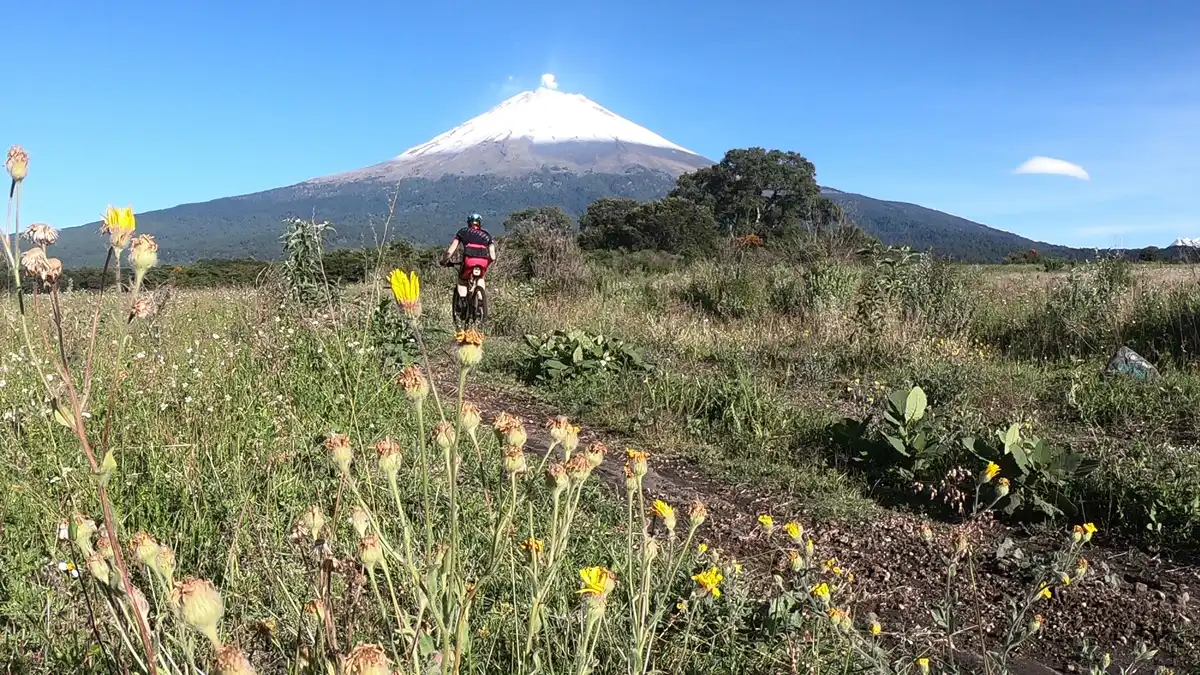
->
21 247 49 279
343 643 392 675
24 223 58 247
42 258 63 287
215 645 258 675
626 449 649 478
432 421 457 450
130 295 156 321
624 465 638 494
563 426 581 457
130 234 159 276
397 365 429 402
995 477 1010 499
644 537 660 563
170 577 224 645
325 433 353 475
460 402 481 435
6 145 28 182
374 437 402 478
359 534 383 571
349 506 371 538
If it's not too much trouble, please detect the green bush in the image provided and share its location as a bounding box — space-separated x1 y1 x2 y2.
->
522 329 650 382
679 264 767 320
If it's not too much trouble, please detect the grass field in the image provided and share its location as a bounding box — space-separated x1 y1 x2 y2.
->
2 225 1199 674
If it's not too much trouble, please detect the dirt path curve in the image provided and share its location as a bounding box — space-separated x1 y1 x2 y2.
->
430 355 1198 673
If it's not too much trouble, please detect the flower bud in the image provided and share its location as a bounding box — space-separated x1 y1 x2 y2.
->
95 534 115 561
626 449 648 478
70 514 97 556
359 534 384 571
130 532 159 567
325 433 353 475
1075 557 1089 580
155 545 177 583
86 551 111 585
6 145 28 182
349 506 371 538
502 446 527 478
397 366 429 402
460 402 481 436
299 506 327 541
130 234 158 277
688 502 708 529
995 477 1010 499
433 421 457 450
585 442 607 469
644 537 660 563
805 538 815 557
343 643 392 675
563 425 580 458
547 416 571 445
1029 614 1044 634
623 466 639 495
493 413 527 447
784 521 804 544
787 549 804 572
455 328 484 367
375 437 402 479
215 645 258 675
171 577 224 645
565 454 592 484
546 463 568 496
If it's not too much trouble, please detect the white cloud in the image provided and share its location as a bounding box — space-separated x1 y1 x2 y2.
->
1013 156 1090 180
539 73 558 90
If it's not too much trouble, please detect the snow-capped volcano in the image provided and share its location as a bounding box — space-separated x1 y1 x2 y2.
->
310 86 712 183
1171 237 1200 248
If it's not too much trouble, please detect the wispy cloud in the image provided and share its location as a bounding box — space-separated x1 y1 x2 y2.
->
1013 156 1090 180
539 73 558 90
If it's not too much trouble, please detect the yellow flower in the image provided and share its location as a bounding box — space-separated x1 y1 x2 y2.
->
916 657 930 674
757 514 774 531
827 607 849 629
810 582 831 603
578 566 616 598
100 205 137 250
1038 583 1052 600
691 566 723 598
870 619 882 635
822 557 844 575
983 461 1001 482
784 521 803 543
1059 572 1071 586
519 538 544 563
652 500 677 531
1082 522 1097 542
697 543 708 554
387 269 421 319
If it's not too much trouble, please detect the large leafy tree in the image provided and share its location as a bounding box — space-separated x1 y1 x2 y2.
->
578 198 642 251
670 147 841 238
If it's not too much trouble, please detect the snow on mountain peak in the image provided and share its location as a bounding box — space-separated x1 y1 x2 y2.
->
1172 237 1200 248
394 87 695 161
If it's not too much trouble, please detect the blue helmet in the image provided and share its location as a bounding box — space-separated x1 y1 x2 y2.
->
467 213 483 227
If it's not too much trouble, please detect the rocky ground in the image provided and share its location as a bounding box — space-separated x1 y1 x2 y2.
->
433 356 1199 674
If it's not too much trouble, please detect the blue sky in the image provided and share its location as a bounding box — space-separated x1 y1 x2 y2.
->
3 0 1198 248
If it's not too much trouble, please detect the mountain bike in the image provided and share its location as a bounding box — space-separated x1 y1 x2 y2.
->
442 259 488 329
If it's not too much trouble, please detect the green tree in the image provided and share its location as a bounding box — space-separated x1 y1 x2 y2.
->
623 197 720 255
670 147 840 238
578 198 642 250
503 206 575 243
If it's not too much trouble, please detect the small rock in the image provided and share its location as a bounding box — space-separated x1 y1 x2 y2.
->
1135 582 1149 595
1105 346 1159 380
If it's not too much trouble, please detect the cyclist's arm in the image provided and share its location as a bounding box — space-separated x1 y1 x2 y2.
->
445 239 460 260
488 243 497 261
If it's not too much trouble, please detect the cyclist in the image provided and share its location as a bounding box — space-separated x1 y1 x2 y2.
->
442 213 497 314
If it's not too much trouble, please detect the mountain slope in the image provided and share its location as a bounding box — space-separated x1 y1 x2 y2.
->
821 188 1084 262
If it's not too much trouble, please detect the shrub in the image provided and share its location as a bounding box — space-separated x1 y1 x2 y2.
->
522 329 650 382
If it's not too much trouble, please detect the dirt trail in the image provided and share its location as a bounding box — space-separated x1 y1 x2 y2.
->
431 358 1198 673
